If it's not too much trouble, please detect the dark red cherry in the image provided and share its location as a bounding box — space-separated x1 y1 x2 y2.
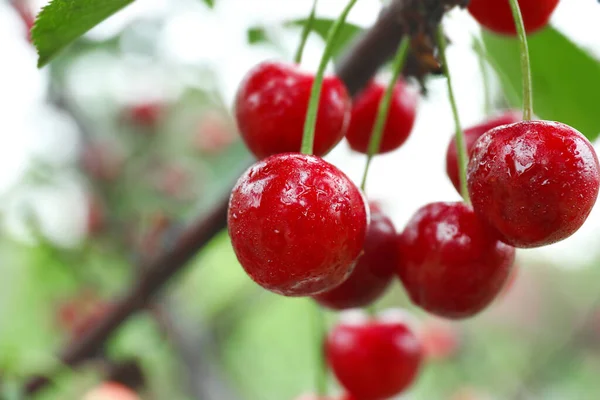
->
313 203 397 309
397 202 515 319
446 110 521 193
467 120 600 248
125 102 164 128
228 153 368 296
326 310 423 400
235 61 350 159
345 80 418 154
468 0 560 35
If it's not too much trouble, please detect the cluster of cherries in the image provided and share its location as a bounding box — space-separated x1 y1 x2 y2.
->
227 0 593 399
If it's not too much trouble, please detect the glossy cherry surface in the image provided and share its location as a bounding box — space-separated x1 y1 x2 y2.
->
397 202 515 319
235 61 350 159
313 203 397 309
345 80 417 154
446 110 521 193
468 0 560 35
468 121 600 248
228 153 368 296
326 311 423 400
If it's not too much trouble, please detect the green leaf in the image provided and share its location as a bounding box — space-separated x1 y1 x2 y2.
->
32 0 136 67
247 26 269 45
287 17 363 61
202 0 215 8
482 27 600 140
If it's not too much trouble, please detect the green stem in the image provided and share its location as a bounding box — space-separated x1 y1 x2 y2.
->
300 0 359 155
507 0 533 121
313 303 328 396
294 0 319 64
359 37 410 191
437 26 469 203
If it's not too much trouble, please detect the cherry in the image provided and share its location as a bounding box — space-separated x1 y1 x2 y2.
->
124 102 164 128
397 202 515 319
194 111 237 155
419 318 461 360
228 153 368 296
468 0 560 35
83 382 139 400
345 80 418 154
313 203 397 309
86 195 105 235
235 61 350 159
446 110 521 193
467 121 600 248
326 310 423 400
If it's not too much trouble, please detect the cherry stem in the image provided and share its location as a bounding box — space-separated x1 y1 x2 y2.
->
359 36 410 191
301 0 359 155
294 0 319 64
507 0 533 121
437 25 470 203
312 303 328 396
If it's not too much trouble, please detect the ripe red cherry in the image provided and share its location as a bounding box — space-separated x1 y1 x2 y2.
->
326 310 423 399
419 318 461 360
345 80 418 154
467 121 600 248
228 153 368 296
235 61 350 159
313 203 397 309
446 110 521 193
468 0 560 35
397 202 515 319
125 102 164 128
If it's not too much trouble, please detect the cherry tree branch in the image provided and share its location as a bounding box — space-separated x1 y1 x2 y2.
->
24 0 467 395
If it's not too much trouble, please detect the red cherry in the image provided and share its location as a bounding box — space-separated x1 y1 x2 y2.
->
468 0 560 35
467 121 600 248
397 202 515 319
86 195 105 235
83 382 139 400
235 61 350 159
345 80 418 154
326 311 423 399
313 203 397 309
125 102 164 128
228 153 368 296
446 110 521 193
419 318 461 360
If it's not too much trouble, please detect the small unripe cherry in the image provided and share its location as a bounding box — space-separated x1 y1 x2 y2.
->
228 153 368 296
235 61 350 159
313 203 397 309
397 202 515 319
345 80 418 154
446 110 521 194
326 309 423 400
468 120 600 248
468 0 560 35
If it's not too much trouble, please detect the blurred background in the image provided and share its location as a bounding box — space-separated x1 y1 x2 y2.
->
1 0 600 399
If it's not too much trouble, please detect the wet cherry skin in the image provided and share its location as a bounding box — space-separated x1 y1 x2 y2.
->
468 0 560 35
446 110 521 193
326 311 423 400
313 203 397 309
228 153 368 296
467 121 600 248
235 61 351 159
345 80 418 154
397 202 515 319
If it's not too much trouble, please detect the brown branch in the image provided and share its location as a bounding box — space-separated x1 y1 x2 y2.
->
24 0 468 395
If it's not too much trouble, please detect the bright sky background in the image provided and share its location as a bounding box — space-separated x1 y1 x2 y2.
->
0 0 599 267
